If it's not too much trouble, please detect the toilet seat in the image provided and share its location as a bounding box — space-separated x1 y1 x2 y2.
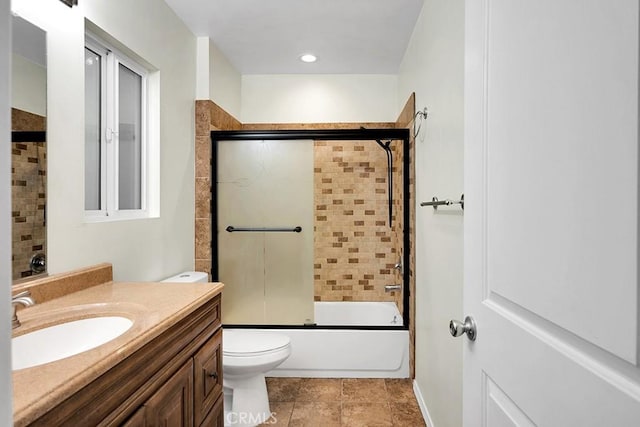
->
223 331 290 357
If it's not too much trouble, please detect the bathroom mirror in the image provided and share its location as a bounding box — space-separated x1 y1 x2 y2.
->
10 15 47 282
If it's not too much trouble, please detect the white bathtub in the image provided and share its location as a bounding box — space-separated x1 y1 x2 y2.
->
234 302 409 378
314 301 404 326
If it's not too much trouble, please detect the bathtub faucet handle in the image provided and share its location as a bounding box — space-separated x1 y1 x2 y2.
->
384 284 402 292
394 260 403 274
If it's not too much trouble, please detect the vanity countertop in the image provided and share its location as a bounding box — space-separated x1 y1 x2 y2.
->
12 278 223 425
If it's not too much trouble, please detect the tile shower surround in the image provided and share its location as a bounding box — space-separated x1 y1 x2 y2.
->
313 140 403 305
194 97 416 377
11 108 46 280
195 100 404 305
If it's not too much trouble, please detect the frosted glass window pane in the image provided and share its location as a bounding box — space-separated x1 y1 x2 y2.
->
84 47 101 210
118 64 142 210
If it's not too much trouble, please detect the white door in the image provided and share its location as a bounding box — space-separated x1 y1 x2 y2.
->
464 1 640 425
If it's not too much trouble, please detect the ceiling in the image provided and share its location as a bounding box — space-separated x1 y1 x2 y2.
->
164 0 424 75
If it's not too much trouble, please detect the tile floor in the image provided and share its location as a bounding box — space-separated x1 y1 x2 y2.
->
261 378 427 427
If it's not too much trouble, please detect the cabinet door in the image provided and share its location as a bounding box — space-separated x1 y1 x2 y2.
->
144 359 194 427
199 395 224 427
122 407 146 427
194 329 223 425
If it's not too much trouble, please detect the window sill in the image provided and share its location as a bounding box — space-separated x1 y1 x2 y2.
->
84 212 159 224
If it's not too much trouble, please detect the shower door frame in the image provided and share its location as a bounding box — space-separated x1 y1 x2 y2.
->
210 128 411 330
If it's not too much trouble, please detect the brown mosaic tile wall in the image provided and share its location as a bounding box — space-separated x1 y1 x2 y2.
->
12 108 46 131
11 108 46 280
194 100 242 278
313 140 403 302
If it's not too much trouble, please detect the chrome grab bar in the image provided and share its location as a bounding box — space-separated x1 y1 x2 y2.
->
420 194 464 210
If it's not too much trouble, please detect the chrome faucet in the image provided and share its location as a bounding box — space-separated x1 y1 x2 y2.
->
384 284 402 292
12 291 35 329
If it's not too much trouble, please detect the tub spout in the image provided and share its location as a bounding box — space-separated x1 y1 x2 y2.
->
384 284 402 292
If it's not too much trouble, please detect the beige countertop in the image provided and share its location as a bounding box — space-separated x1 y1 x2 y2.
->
12 278 223 425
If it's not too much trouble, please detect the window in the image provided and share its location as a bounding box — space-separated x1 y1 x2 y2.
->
84 33 158 220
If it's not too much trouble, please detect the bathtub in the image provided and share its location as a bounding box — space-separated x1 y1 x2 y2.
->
314 301 403 326
233 302 409 378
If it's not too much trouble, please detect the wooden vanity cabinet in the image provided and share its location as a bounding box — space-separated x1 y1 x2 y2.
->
124 328 224 427
123 359 194 427
29 294 223 427
193 330 223 426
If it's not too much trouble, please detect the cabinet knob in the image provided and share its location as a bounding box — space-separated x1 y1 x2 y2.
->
208 371 218 380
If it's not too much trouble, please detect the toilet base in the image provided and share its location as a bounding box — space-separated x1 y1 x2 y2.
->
223 373 271 427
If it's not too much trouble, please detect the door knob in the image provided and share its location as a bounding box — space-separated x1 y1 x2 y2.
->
449 316 477 341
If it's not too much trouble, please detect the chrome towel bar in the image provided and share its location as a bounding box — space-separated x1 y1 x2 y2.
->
420 194 464 210
225 226 302 233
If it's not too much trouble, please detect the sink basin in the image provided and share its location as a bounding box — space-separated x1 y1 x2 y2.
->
12 316 133 371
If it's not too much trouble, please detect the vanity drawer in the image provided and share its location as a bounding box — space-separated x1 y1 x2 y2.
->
194 328 223 426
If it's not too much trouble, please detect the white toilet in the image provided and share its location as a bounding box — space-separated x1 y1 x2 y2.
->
161 271 209 284
161 272 291 427
223 330 291 426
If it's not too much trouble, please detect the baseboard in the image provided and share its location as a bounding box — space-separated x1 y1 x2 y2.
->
413 380 435 427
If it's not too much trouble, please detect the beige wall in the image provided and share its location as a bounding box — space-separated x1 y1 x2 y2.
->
196 37 241 120
12 0 197 281
195 38 209 101
209 41 241 119
11 54 46 116
241 74 398 123
398 1 465 426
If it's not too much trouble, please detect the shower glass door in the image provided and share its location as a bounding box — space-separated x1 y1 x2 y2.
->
217 139 315 325
216 135 408 328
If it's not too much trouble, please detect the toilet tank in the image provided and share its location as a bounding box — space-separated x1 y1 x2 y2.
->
161 271 209 283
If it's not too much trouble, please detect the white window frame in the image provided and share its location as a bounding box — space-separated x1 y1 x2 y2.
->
84 32 157 222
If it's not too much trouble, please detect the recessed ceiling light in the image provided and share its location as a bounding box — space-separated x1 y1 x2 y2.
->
300 54 317 63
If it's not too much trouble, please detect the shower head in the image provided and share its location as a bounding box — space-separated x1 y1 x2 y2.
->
359 127 395 227
359 126 392 152
376 139 392 151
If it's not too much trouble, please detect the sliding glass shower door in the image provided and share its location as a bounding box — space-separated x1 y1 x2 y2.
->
217 140 315 325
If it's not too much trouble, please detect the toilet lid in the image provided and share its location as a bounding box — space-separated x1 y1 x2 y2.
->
223 331 290 356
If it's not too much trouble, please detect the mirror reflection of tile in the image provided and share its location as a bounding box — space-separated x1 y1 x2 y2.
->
11 108 46 280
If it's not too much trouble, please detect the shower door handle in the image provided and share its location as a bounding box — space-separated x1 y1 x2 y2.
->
449 316 477 341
